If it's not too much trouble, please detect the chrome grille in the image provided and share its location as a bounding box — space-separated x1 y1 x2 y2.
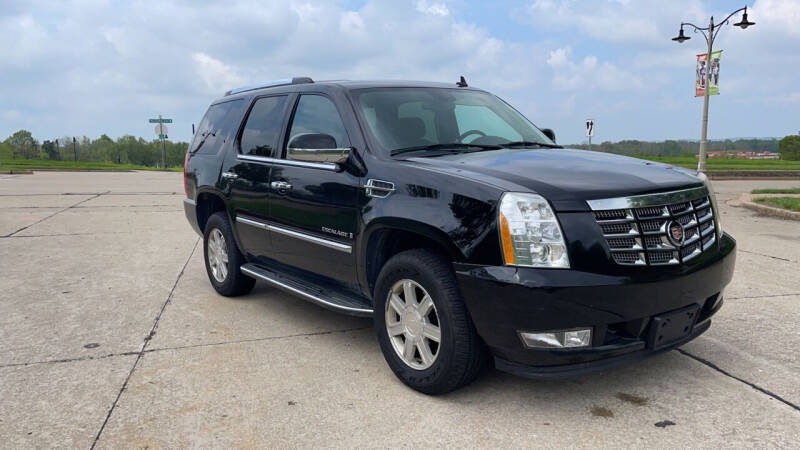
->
592 189 717 266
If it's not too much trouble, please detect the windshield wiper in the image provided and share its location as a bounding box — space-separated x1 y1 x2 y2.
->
501 141 562 149
390 143 503 157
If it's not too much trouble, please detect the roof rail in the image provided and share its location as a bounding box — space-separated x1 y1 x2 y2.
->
225 77 314 96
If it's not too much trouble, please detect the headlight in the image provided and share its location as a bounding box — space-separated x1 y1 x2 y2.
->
498 192 569 268
698 173 723 237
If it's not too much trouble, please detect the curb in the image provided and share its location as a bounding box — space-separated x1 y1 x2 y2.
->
733 193 800 221
708 171 800 180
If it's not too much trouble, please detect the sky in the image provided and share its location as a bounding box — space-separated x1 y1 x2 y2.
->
0 0 798 145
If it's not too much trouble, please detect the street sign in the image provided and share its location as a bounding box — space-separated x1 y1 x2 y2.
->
154 124 168 136
158 134 167 139
586 119 595 137
149 118 173 123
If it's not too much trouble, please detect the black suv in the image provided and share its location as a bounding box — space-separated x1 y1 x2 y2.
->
183 77 735 394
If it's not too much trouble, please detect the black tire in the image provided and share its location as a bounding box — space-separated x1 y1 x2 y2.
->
374 249 487 395
203 212 255 297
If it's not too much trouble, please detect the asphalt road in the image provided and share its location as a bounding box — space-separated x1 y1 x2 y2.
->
1 171 798 448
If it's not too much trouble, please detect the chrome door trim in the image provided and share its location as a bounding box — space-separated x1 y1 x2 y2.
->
236 216 351 253
267 223 352 253
236 216 268 230
287 147 350 164
236 154 338 171
240 265 372 315
587 186 709 211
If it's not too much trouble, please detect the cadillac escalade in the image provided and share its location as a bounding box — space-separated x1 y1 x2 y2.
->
183 77 735 394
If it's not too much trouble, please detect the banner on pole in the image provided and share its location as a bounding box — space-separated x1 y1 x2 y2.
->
695 50 722 97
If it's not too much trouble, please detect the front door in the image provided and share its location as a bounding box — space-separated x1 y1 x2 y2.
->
267 94 360 284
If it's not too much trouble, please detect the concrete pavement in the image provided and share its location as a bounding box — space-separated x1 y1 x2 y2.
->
0 172 798 448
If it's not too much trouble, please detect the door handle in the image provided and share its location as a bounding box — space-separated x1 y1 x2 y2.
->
221 171 239 180
271 181 292 190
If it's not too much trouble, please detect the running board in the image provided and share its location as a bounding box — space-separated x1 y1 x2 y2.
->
240 263 373 317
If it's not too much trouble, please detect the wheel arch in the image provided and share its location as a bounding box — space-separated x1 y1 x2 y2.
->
358 218 465 298
195 189 229 233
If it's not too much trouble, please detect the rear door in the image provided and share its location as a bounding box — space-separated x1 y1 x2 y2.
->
224 94 291 259
267 94 360 284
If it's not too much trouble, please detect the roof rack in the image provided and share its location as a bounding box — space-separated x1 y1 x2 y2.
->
225 77 314 96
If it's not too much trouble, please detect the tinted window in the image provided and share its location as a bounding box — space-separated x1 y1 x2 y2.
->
354 88 553 154
287 95 349 155
240 96 288 157
454 105 521 143
190 99 245 155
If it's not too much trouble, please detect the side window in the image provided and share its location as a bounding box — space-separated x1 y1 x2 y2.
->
240 96 288 157
454 104 522 142
190 99 245 155
287 95 350 156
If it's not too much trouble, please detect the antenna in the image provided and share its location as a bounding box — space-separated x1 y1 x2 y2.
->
456 76 468 87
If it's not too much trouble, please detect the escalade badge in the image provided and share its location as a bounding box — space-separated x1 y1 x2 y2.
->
668 221 685 246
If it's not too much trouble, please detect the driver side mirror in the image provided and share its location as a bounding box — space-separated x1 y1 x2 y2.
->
541 128 556 143
287 133 351 165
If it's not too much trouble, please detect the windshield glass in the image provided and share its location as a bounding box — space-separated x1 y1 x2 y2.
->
352 87 554 155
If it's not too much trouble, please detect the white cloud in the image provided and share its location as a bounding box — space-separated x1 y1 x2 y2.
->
340 11 366 33
416 0 450 16
191 53 246 95
546 47 643 92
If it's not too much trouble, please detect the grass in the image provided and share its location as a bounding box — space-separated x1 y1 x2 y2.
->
634 156 800 172
753 197 800 212
751 187 800 194
0 159 182 172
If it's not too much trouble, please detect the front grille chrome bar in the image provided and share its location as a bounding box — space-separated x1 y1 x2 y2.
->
590 186 717 266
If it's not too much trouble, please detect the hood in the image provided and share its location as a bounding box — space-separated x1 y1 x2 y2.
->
407 148 704 211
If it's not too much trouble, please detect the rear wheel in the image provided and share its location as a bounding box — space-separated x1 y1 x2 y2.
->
203 212 255 296
374 249 487 395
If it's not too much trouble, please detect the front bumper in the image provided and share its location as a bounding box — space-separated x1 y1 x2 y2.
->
454 233 736 377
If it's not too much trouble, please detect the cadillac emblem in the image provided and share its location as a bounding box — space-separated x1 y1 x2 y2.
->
668 221 685 246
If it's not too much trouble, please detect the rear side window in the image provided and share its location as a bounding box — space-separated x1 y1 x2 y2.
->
239 95 288 157
190 99 245 155
286 95 350 154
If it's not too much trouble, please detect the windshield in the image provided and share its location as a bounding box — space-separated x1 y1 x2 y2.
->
352 87 555 155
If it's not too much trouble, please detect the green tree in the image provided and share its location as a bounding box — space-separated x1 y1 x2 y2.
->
7 130 39 159
0 140 14 161
90 134 116 162
778 135 800 161
41 140 60 160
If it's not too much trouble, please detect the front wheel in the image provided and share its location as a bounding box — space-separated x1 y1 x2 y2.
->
203 212 255 297
374 249 487 395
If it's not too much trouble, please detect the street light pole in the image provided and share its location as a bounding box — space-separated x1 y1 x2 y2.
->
698 15 714 173
672 6 755 173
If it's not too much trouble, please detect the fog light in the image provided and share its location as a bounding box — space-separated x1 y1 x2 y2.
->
519 328 592 349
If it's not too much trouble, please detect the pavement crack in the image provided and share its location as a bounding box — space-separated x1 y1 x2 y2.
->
738 249 796 263
0 232 129 239
0 351 140 369
145 326 373 354
727 293 800 300
90 237 199 449
677 349 800 413
2 192 107 237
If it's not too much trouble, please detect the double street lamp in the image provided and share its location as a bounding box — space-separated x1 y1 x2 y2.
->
672 6 755 172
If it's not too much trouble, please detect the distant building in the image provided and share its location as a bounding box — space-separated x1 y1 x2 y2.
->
701 150 779 160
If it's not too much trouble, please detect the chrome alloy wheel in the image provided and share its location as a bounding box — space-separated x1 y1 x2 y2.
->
207 228 229 283
385 279 441 370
